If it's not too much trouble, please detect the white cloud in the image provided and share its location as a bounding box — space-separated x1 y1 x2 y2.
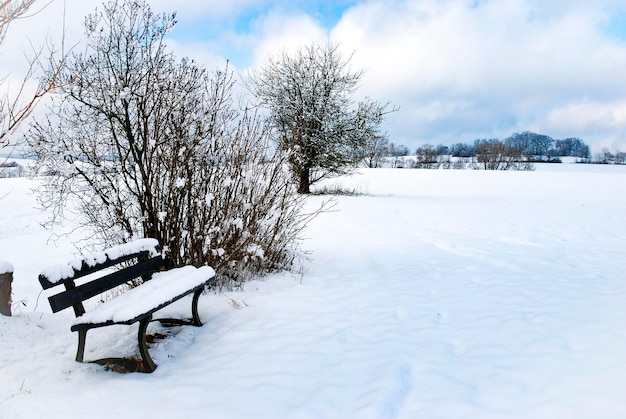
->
324 0 626 150
536 100 626 149
247 12 328 69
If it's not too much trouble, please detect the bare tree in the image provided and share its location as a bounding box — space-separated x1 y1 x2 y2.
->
27 0 318 289
414 144 438 169
599 147 614 164
362 133 388 168
249 42 395 193
475 141 534 171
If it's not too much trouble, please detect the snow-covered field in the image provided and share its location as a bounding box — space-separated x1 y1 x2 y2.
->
1 164 625 418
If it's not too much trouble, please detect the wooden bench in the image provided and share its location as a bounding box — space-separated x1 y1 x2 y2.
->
39 238 216 373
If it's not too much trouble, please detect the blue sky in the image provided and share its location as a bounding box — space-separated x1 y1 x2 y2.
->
606 8 626 41
3 0 626 153
169 0 357 38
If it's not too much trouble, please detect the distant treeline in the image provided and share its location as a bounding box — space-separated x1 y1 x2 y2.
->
424 131 590 161
366 131 598 170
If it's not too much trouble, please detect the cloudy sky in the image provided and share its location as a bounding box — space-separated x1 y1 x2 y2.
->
3 0 626 154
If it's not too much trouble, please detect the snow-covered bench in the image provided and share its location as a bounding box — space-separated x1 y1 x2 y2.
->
39 238 216 373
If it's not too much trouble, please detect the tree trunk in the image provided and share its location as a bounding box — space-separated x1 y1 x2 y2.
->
0 271 13 316
298 166 311 194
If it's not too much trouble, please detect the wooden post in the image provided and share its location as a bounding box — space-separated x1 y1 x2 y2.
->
0 261 14 316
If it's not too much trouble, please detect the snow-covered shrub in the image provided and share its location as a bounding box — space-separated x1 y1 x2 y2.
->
26 0 318 289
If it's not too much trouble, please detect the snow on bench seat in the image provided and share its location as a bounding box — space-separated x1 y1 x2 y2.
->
72 265 215 328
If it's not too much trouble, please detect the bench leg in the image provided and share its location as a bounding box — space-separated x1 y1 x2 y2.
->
137 315 157 373
191 288 203 326
76 330 87 362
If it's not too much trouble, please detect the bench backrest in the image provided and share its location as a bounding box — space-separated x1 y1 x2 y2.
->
39 240 164 317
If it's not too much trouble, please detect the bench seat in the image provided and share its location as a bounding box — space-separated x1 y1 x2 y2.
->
72 265 215 329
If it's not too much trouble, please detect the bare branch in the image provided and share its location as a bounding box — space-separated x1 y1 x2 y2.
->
1 0 69 158
0 0 36 44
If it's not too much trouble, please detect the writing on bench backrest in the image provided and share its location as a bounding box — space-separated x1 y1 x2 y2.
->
40 248 164 317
